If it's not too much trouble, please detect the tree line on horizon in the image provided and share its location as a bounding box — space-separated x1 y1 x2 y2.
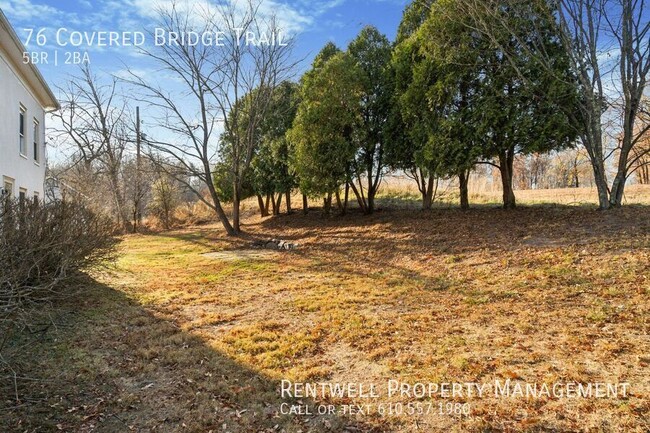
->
218 0 648 218
52 0 649 235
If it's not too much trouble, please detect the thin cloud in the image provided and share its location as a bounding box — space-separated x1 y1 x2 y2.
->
0 0 64 22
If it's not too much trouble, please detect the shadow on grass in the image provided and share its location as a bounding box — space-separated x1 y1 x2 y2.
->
148 228 229 251
0 277 378 433
146 204 650 294
148 225 291 253
251 205 650 269
128 205 650 312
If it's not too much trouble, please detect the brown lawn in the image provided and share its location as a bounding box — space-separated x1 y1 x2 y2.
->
2 203 649 432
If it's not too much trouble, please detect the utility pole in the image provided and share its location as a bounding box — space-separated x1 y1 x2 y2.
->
134 106 142 232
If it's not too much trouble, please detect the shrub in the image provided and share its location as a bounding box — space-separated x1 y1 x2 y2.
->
148 178 181 230
0 198 117 335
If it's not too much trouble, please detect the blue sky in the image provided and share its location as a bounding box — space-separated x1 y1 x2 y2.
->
1 0 409 88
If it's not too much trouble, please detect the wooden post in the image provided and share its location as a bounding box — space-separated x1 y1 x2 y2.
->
134 106 142 232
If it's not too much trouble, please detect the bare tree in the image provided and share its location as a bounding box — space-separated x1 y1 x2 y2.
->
604 0 650 204
628 98 650 184
149 174 181 229
630 140 650 184
514 153 552 189
124 0 295 235
52 66 133 232
555 148 593 187
455 0 649 209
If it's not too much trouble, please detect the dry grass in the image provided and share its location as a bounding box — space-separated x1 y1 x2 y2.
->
377 176 650 208
471 184 650 206
2 197 649 432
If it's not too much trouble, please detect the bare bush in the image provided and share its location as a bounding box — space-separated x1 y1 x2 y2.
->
148 177 181 230
0 199 117 340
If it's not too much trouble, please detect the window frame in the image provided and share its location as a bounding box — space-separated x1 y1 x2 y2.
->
3 177 15 199
19 105 27 157
33 118 40 163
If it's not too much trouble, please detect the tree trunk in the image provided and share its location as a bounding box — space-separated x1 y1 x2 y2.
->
257 194 269 217
335 188 343 214
132 208 138 233
422 174 434 210
498 150 516 209
367 189 375 214
109 169 131 233
302 193 308 214
162 198 171 230
207 184 236 236
229 175 243 234
348 180 367 214
323 193 332 215
572 157 580 188
582 118 610 209
271 194 277 215
365 157 375 215
366 164 378 214
459 170 470 210
274 193 282 216
232 189 241 233
609 104 636 207
343 182 349 215
285 191 292 214
591 157 610 210
610 168 628 208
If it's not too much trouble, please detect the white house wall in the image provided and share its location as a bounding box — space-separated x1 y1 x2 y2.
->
0 51 47 198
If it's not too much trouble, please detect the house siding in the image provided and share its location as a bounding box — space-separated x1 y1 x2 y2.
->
0 18 49 199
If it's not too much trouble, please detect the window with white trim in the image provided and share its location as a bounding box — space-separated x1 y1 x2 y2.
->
3 177 14 198
33 119 40 162
19 106 27 156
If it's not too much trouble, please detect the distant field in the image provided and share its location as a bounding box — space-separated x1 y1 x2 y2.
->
474 184 650 206
2 205 648 432
378 175 650 207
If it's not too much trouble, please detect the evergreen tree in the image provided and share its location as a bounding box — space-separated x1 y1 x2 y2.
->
347 26 393 214
288 47 364 214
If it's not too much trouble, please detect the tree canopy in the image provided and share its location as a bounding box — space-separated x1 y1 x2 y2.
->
288 47 364 211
